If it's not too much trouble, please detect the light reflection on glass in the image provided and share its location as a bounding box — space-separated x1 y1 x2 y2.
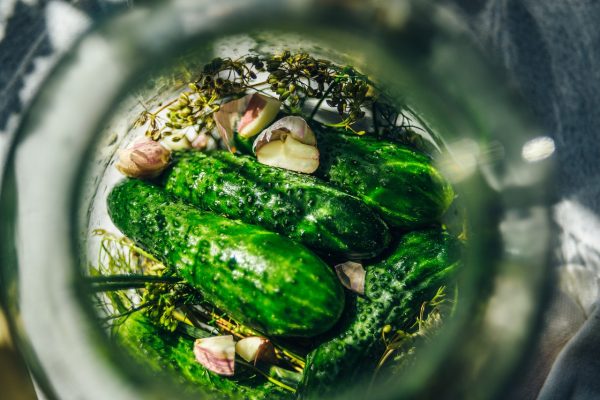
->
522 136 555 163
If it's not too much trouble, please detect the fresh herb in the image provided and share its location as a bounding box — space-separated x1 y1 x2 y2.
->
370 286 451 388
88 229 162 320
142 281 203 333
263 51 372 132
88 230 306 388
135 51 391 142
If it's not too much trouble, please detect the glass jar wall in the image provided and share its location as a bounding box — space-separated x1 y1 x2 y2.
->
0 1 555 399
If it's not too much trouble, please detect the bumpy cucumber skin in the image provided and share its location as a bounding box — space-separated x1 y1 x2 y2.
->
163 151 390 258
314 127 455 228
117 313 292 400
107 179 344 337
297 229 461 399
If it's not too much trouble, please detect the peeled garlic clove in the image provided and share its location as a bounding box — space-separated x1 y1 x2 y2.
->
193 335 236 376
235 336 277 364
237 94 281 138
256 137 320 173
159 133 191 151
335 261 366 295
254 116 319 173
116 138 170 179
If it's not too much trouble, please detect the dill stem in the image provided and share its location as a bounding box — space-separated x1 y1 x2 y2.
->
368 348 396 392
309 83 335 121
263 374 296 393
247 80 269 88
89 282 148 292
236 360 297 393
85 274 179 284
277 347 306 370
86 274 180 293
172 310 194 327
101 303 152 321
153 98 178 115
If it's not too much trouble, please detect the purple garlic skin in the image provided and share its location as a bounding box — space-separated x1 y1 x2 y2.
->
335 261 366 295
116 138 170 179
214 93 281 148
193 335 236 376
237 94 281 138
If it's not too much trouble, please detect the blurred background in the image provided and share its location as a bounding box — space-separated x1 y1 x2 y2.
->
2 0 600 399
0 310 36 399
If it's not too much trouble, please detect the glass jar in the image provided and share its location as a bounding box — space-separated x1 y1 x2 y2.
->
0 1 555 399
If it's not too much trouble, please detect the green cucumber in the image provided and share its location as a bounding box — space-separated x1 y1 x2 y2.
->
163 151 390 258
298 229 461 399
116 313 292 400
107 179 344 337
313 125 455 228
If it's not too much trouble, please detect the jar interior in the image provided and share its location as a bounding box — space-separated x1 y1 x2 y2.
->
0 3 555 400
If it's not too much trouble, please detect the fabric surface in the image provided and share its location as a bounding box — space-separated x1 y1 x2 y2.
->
1 1 600 399
537 301 600 400
446 2 600 398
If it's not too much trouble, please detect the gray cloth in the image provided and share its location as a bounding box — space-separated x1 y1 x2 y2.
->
451 0 600 195
448 2 600 398
538 302 600 400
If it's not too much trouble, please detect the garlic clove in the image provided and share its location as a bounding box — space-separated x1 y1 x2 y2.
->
214 103 241 150
253 116 319 174
215 93 281 148
193 335 236 376
159 133 192 151
235 336 277 364
116 138 170 179
334 261 366 295
237 94 281 138
256 135 320 174
254 116 316 149
191 132 210 149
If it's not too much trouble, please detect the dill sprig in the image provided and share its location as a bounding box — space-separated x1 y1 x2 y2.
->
135 51 384 142
263 51 372 128
141 281 203 333
370 286 451 388
88 230 306 387
88 229 162 318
